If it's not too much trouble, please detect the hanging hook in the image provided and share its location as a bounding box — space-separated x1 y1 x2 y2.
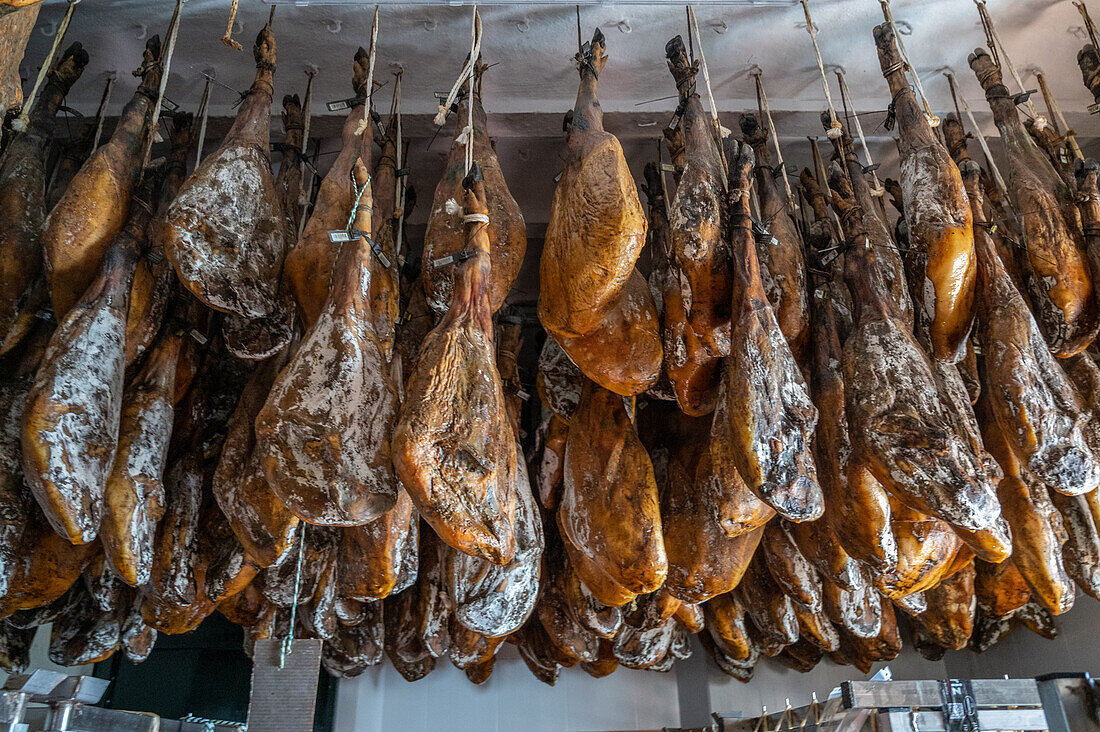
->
326 19 342 34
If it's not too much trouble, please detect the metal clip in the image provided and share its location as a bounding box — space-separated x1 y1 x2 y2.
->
515 388 531 402
432 250 475 269
35 309 53 321
394 167 409 178
189 329 208 345
750 216 779 247
660 163 677 173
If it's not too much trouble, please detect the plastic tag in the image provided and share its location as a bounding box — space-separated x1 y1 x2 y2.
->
432 250 475 269
328 230 391 268
938 679 979 732
326 96 364 113
189 329 208 345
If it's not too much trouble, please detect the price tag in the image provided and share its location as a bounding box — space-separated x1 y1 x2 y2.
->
326 96 364 113
432 250 475 269
750 216 779 247
328 230 391 268
938 679 979 732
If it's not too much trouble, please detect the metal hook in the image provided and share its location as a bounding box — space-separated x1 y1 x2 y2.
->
422 18 437 31
40 19 58 36
710 18 728 34
616 19 631 34
326 19 341 34
515 19 529 33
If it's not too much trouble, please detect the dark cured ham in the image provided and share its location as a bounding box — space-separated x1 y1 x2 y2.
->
661 36 730 416
875 23 976 362
423 68 525 316
256 159 400 526
0 44 87 346
719 140 822 522
164 24 286 320
970 48 1098 357
22 179 156 545
739 113 809 358
393 165 517 565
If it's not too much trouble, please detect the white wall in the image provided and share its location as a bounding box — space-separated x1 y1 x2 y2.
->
336 595 1100 732
334 644 683 732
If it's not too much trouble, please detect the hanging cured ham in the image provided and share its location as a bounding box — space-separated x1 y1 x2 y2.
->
719 139 822 522
738 112 808 358
337 488 418 601
256 158 399 526
41 37 160 320
394 164 517 565
221 93 302 362
100 322 181 586
0 43 87 347
22 177 157 545
0 2 40 123
808 280 896 572
447 448 542 637
962 161 1100 496
828 124 1000 535
660 35 730 415
875 23 976 363
124 111 192 367
539 29 646 338
969 48 1098 357
213 347 298 568
558 381 666 606
163 22 286 320
660 410 764 602
424 65 525 315
284 48 372 328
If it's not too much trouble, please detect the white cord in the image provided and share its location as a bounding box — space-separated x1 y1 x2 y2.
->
974 0 1046 130
194 75 212 169
800 0 842 139
687 6 729 140
465 6 477 174
13 0 80 133
463 213 489 224
836 69 885 197
433 7 483 131
139 0 185 175
90 74 116 151
880 0 939 127
944 71 1010 204
752 69 798 209
355 5 379 137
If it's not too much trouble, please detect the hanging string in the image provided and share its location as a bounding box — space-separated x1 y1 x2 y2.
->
800 0 842 140
355 5 380 137
835 69 885 198
13 0 80 133
1036 71 1082 161
393 71 407 257
295 67 316 229
751 68 797 209
279 523 308 668
944 71 1010 203
880 0 940 127
1075 1 1100 54
194 75 213 169
90 74 116 151
687 6 730 141
139 0 185 179
465 6 477 175
973 0 1046 130
221 0 242 50
433 7 483 177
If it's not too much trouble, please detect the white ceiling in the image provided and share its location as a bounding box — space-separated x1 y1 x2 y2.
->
16 0 1100 229
21 0 1096 124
